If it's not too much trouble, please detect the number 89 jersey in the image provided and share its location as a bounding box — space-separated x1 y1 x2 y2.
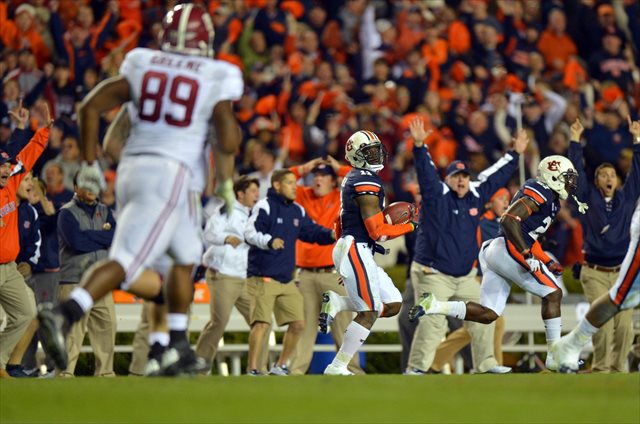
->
509 178 559 246
119 48 243 166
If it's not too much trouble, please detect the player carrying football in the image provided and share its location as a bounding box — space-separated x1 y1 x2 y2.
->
321 130 418 375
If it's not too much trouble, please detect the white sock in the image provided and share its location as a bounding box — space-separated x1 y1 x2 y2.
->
569 317 599 347
69 287 94 313
331 321 370 368
544 317 562 347
167 313 188 331
149 332 169 347
433 300 466 319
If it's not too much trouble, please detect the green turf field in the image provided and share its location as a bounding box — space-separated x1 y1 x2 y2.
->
2 374 639 423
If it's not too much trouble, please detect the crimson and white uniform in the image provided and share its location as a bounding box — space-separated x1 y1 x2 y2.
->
111 48 242 286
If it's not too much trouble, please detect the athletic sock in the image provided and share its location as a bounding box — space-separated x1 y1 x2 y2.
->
167 313 188 347
60 288 93 325
433 300 466 319
568 317 599 348
543 317 562 347
331 321 370 368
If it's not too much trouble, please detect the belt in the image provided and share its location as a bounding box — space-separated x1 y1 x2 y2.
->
584 262 621 273
300 266 335 273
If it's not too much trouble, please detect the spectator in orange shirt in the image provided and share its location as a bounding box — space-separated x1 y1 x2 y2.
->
0 3 51 68
536 8 577 76
0 104 52 376
287 156 363 375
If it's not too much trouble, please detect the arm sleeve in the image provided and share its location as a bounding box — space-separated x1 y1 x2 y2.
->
14 128 50 174
244 201 273 249
57 209 111 253
412 145 447 201
476 151 519 202
364 212 414 241
6 129 32 156
50 12 69 61
91 11 116 50
203 210 228 246
542 89 568 134
568 141 589 201
622 144 640 201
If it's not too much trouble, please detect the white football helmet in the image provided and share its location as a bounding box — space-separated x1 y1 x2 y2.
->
345 130 387 172
537 155 578 200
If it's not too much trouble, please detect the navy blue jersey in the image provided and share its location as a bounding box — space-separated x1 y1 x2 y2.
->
507 179 559 246
339 168 385 244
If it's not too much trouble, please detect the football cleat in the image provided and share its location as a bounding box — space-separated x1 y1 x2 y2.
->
408 292 436 323
36 305 69 370
550 337 582 374
144 358 162 377
159 340 209 376
247 369 264 376
545 351 558 372
319 291 340 334
324 363 354 376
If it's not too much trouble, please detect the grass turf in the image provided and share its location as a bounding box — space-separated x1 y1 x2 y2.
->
2 374 639 423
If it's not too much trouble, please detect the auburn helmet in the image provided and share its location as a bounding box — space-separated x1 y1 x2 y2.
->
537 155 578 200
160 4 215 57
345 130 387 172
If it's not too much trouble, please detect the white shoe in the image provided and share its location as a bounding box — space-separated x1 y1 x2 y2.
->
268 364 290 376
144 358 161 376
408 292 437 322
483 365 512 374
545 351 558 371
319 291 340 334
324 363 354 375
551 336 581 373
403 367 427 375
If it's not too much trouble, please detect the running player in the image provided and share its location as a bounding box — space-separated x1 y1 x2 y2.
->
38 4 242 375
322 130 418 375
410 153 589 371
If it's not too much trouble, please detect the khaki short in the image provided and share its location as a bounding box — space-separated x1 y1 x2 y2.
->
246 277 304 326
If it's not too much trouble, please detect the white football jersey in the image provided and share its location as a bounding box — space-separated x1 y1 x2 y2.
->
119 48 243 167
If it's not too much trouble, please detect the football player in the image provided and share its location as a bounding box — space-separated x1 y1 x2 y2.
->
38 4 242 375
410 153 589 371
321 130 418 375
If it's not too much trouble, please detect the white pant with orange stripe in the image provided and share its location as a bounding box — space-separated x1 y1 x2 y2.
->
479 236 560 315
110 156 203 288
609 203 640 310
332 236 402 312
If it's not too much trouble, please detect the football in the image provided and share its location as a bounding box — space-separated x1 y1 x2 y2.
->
382 201 417 225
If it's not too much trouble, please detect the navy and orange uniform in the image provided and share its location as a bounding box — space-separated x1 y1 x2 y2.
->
0 127 50 264
339 168 386 245
505 179 560 247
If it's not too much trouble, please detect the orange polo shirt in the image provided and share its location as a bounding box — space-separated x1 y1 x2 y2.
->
0 127 50 264
292 165 350 268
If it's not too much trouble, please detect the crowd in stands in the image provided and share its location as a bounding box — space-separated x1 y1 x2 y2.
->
0 0 639 376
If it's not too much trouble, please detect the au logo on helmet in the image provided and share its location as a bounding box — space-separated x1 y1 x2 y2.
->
546 160 560 171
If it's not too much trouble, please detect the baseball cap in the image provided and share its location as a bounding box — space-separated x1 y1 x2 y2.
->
0 149 17 165
490 187 511 203
446 160 471 177
598 4 614 16
311 163 336 177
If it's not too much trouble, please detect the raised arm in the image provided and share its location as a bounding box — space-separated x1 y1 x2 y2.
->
102 105 131 163
567 118 589 201
623 116 640 201
409 117 445 200
476 129 527 202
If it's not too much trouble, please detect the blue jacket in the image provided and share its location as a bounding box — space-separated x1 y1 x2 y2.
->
57 198 116 253
17 201 41 269
34 188 74 271
569 142 640 267
413 145 519 276
246 187 334 283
